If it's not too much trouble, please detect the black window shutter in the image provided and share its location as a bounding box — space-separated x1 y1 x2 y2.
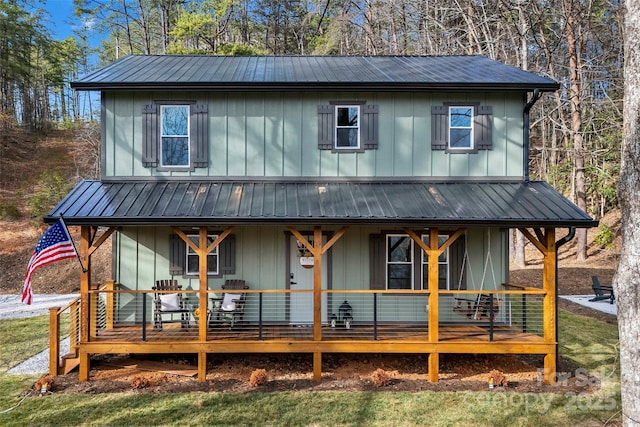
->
191 104 209 167
449 236 466 290
169 234 185 276
474 105 493 150
362 104 379 149
220 234 236 274
142 104 158 167
431 105 448 150
369 234 386 290
317 105 334 149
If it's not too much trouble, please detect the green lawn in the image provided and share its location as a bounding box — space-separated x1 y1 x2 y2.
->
0 311 621 426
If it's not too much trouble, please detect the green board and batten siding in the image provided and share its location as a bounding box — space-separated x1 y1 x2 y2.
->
114 226 506 323
102 91 524 179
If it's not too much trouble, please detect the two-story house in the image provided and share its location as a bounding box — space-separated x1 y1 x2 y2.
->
47 55 596 383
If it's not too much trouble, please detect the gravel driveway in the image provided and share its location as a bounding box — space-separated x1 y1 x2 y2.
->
1 294 78 374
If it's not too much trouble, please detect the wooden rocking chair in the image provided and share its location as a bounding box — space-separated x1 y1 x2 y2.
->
152 279 190 329
208 279 249 328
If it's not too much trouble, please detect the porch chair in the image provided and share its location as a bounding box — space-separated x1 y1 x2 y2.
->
152 279 190 329
208 279 249 328
589 276 615 304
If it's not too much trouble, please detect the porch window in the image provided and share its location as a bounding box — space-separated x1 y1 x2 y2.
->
142 102 209 170
421 234 450 290
169 233 236 277
186 234 219 275
386 234 413 290
318 102 379 151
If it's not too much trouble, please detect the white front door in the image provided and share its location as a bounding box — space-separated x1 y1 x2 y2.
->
289 235 328 324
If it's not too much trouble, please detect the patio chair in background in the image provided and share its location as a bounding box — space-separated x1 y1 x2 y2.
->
589 276 615 304
153 279 190 328
208 279 249 328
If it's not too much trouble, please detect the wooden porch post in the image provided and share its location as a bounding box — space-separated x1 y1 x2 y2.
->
287 225 348 382
173 226 235 382
427 228 440 383
198 226 209 381
543 228 557 384
78 226 91 381
519 227 558 384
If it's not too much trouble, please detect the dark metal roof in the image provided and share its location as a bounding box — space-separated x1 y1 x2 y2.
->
47 180 596 228
71 55 559 92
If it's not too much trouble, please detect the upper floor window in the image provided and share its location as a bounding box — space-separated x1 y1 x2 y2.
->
448 106 473 150
335 105 360 149
431 103 493 153
318 102 378 152
161 105 190 167
142 102 209 171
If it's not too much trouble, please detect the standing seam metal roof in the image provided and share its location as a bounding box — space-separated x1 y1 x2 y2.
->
47 180 597 228
71 55 560 91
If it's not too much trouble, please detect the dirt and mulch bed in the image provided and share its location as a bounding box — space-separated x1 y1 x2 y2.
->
46 352 597 395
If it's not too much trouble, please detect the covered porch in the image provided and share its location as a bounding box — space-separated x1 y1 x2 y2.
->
46 179 597 383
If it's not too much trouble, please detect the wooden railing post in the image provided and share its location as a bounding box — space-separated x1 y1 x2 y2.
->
105 280 116 329
49 307 60 376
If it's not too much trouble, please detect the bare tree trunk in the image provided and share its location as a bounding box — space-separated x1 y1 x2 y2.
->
615 3 640 424
563 0 588 260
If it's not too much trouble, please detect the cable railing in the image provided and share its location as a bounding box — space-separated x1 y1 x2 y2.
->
84 285 546 344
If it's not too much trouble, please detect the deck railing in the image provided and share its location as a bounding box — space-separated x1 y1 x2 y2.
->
48 295 80 375
84 285 545 344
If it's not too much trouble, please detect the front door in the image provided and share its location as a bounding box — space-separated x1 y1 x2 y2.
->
289 235 328 324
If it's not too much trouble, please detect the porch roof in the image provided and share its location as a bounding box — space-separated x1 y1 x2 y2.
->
46 179 597 228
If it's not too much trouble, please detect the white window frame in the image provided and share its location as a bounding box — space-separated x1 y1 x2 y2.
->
386 234 414 290
448 106 474 150
160 104 191 168
421 234 450 290
185 234 219 276
334 105 361 150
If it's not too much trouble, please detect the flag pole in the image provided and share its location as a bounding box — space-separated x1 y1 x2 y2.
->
60 215 87 273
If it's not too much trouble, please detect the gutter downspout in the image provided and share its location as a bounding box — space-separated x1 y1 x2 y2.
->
555 227 576 368
523 89 541 182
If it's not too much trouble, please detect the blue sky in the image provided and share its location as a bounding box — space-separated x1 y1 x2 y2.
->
34 0 79 40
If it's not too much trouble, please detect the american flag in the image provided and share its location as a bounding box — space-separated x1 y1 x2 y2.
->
22 219 78 305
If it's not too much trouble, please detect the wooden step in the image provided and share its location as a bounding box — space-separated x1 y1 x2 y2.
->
60 353 80 375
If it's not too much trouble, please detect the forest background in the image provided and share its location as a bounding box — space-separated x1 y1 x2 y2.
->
0 0 624 262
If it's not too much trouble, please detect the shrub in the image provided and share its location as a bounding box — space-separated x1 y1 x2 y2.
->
593 224 615 250
0 203 21 219
371 368 392 387
249 368 268 387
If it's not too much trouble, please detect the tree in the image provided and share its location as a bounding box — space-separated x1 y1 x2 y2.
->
614 1 640 424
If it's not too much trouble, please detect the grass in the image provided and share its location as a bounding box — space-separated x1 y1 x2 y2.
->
0 310 621 426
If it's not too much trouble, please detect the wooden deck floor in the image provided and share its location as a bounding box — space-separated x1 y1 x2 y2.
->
92 322 543 344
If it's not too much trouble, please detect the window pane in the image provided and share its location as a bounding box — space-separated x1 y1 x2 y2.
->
388 265 412 289
422 264 449 289
388 236 412 262
336 128 358 147
162 106 188 135
337 107 358 126
450 129 471 148
450 107 472 127
162 137 189 166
